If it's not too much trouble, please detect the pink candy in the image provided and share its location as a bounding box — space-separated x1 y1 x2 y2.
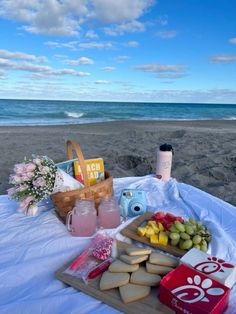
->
92 237 113 260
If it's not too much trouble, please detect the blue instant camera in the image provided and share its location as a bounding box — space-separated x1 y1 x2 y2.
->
119 189 147 217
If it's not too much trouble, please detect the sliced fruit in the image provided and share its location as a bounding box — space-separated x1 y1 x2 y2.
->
158 231 168 246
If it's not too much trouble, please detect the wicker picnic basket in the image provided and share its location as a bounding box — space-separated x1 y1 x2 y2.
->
51 140 113 223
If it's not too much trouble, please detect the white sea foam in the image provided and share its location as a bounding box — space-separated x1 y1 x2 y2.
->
65 111 84 118
227 116 236 120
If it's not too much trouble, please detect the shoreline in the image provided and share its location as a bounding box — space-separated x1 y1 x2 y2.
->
1 120 235 206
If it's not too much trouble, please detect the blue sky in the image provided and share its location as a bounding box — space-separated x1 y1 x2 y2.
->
0 0 235 103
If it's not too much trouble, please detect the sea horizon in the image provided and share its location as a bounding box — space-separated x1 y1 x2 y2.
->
1 98 236 126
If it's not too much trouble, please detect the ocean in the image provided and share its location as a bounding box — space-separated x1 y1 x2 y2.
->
0 99 236 126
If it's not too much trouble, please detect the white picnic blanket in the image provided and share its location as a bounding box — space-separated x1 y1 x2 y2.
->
0 175 235 314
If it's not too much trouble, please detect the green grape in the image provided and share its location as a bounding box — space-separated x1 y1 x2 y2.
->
193 244 201 250
169 232 180 241
196 221 202 228
180 232 190 240
191 224 197 231
189 218 196 224
185 225 194 235
170 225 179 233
171 238 180 246
201 239 207 247
182 239 193 250
192 235 202 245
174 221 185 232
179 239 185 250
200 244 208 252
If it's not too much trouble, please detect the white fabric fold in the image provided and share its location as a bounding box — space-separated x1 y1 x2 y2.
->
0 176 235 314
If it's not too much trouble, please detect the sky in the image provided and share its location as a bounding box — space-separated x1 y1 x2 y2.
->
0 0 236 103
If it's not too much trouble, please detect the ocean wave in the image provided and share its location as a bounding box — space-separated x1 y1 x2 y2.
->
64 111 84 118
226 116 236 120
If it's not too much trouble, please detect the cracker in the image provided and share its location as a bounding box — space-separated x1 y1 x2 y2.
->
100 271 130 290
120 254 149 265
108 259 139 272
149 252 178 267
119 283 151 303
146 262 173 275
125 247 152 256
130 266 161 286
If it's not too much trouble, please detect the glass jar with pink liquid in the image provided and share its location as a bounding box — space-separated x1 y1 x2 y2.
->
66 199 97 237
98 197 121 229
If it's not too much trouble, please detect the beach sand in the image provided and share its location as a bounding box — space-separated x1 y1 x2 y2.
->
0 120 235 206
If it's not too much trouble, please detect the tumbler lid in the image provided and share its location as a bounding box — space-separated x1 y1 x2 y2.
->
159 143 173 153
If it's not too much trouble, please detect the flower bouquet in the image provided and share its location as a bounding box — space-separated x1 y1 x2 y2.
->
8 155 83 216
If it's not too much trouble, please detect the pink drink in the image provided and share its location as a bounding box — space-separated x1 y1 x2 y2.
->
66 200 97 237
98 198 120 229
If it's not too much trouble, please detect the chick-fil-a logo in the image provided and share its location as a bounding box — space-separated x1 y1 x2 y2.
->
194 257 234 274
171 275 225 304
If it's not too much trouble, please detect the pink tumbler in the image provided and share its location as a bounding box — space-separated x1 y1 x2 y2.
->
156 144 173 181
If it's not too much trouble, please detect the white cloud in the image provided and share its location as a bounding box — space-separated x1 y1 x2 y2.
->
210 55 236 63
101 66 116 72
95 80 111 84
115 55 130 62
157 73 188 79
45 41 79 50
92 0 154 23
156 30 177 39
229 38 236 44
104 20 145 36
134 63 187 73
45 40 113 50
78 41 113 49
157 15 168 26
0 57 90 77
0 49 47 62
85 30 98 39
0 0 154 36
126 41 139 47
64 57 94 65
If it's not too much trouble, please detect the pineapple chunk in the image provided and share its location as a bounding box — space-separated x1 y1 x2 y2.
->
145 227 155 238
137 227 146 237
147 221 159 233
147 220 157 227
150 234 159 244
158 231 168 246
157 222 164 231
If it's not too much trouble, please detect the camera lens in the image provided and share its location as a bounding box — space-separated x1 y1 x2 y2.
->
133 206 141 212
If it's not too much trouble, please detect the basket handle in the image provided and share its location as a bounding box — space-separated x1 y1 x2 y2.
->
66 140 90 188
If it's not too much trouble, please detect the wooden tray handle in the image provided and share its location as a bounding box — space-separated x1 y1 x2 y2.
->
66 140 90 188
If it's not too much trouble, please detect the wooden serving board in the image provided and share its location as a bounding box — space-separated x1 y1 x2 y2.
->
55 241 173 314
120 212 186 257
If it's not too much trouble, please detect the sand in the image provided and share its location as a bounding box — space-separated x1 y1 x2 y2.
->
0 120 235 206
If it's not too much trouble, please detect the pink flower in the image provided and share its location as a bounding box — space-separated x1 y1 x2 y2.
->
26 172 34 180
33 177 46 187
18 185 28 192
19 196 34 210
7 187 17 197
21 175 30 182
25 163 36 172
14 163 26 175
9 175 22 184
33 158 41 166
39 165 49 175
